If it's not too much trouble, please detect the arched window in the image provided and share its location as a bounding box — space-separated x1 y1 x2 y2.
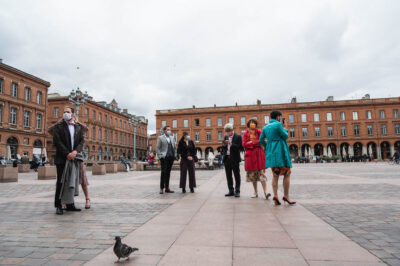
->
33 139 43 148
6 137 19 159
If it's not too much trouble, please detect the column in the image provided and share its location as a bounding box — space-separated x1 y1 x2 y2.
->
348 146 354 156
377 146 382 160
390 145 395 157
323 146 327 156
362 145 367 155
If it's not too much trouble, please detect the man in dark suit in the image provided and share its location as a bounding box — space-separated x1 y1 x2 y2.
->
222 123 243 197
50 106 84 215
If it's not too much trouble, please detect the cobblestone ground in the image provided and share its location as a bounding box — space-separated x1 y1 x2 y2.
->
0 169 213 266
290 163 400 266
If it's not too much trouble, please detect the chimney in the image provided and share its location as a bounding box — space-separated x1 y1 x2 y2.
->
326 96 334 102
214 104 216 107
122 109 128 113
192 105 195 108
235 102 238 106
291 97 297 103
257 99 261 105
0 59 2 63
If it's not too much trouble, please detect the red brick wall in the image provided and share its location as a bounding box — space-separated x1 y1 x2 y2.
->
47 97 148 162
156 98 400 160
0 63 49 159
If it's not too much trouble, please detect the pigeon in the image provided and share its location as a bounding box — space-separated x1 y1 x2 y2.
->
113 236 139 262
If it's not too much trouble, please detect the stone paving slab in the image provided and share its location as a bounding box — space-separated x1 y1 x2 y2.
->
0 169 213 265
1 163 398 265
86 166 383 266
290 163 400 266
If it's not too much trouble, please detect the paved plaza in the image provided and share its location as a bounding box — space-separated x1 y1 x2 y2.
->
0 163 399 265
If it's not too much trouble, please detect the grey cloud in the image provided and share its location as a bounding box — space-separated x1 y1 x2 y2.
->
0 0 399 133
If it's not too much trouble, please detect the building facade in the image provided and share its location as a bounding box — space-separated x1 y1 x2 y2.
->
0 61 50 159
47 94 148 163
147 133 157 155
156 96 400 160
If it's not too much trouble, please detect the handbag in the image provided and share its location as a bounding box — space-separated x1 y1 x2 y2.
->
193 156 199 163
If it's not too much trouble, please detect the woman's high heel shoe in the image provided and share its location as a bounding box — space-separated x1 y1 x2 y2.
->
273 197 281 206
251 193 258 198
282 197 296 205
85 198 91 209
264 193 271 200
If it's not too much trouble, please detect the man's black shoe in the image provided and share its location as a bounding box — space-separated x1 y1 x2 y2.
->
225 192 235 197
56 207 63 215
66 205 81 212
235 192 240 198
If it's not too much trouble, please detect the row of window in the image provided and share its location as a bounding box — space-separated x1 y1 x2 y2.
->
53 107 146 135
187 131 229 143
162 109 399 129
289 110 398 123
174 123 400 144
0 105 42 129
0 79 43 104
290 124 400 138
164 115 265 129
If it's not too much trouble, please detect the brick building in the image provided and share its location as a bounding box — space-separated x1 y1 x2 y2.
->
47 93 148 163
0 61 50 159
155 96 400 160
147 133 157 155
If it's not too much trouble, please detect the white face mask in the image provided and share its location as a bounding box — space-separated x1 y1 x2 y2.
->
63 112 72 121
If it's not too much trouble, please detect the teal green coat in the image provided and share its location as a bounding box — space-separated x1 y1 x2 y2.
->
259 119 292 168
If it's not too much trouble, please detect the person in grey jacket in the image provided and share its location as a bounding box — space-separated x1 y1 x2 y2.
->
156 125 177 194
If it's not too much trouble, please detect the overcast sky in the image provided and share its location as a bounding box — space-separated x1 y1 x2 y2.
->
1 0 399 133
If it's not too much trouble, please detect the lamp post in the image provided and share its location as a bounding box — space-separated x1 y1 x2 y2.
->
68 87 89 121
130 116 141 162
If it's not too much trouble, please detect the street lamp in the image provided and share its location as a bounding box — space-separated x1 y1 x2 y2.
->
130 116 141 162
68 87 89 120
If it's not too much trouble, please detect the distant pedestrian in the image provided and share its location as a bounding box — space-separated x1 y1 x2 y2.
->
177 132 196 193
394 151 400 164
120 156 132 171
148 152 155 166
260 110 296 206
243 119 270 200
156 126 177 194
222 123 243 197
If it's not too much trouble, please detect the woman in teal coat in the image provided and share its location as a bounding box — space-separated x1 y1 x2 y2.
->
259 110 296 206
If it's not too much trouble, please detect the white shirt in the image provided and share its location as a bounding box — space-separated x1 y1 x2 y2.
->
165 135 171 143
227 135 233 155
68 124 75 150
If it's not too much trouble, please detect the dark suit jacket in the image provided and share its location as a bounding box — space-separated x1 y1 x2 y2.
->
51 121 84 165
222 133 243 163
177 139 196 160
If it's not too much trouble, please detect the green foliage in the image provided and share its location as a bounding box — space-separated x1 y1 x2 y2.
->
21 156 30 164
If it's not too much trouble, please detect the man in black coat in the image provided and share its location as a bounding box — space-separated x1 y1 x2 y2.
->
221 123 243 197
50 106 84 215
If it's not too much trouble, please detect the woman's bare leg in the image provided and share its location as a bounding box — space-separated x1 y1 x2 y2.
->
272 173 279 198
261 180 267 194
252 181 258 195
283 171 291 199
81 184 90 206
